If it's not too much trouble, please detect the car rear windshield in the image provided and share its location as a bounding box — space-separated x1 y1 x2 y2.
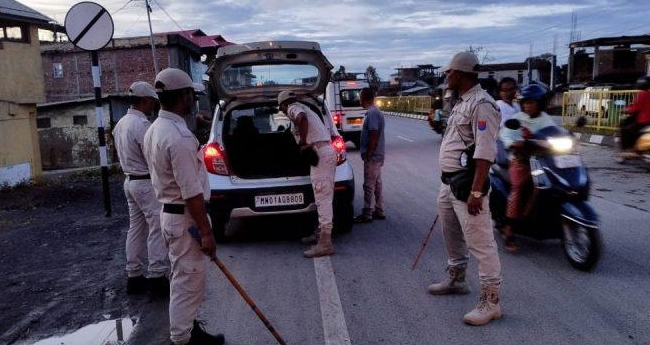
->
340 89 362 107
222 63 319 91
228 105 292 135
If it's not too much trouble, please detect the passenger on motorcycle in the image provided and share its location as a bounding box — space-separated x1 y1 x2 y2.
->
498 84 556 252
619 76 650 159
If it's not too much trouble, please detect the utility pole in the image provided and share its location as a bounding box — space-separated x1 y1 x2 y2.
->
528 41 533 84
551 34 558 89
145 0 159 74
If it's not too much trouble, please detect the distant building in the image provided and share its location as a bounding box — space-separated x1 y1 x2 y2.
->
390 65 442 88
36 96 128 170
477 58 552 86
40 29 232 103
568 35 650 85
0 0 59 186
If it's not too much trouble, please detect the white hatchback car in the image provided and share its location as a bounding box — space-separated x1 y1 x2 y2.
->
202 41 355 240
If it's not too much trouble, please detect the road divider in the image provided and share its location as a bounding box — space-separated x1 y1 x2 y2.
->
384 112 428 121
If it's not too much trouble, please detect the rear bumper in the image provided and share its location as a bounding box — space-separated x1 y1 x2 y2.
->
209 179 355 221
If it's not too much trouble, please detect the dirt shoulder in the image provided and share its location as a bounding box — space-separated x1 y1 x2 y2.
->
0 175 152 344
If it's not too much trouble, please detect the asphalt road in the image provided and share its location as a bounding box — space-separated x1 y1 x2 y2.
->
190 116 649 345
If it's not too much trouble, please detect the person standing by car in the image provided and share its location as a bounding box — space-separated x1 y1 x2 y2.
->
143 68 225 345
112 81 169 296
428 51 503 326
354 88 386 223
496 77 520 127
278 91 338 258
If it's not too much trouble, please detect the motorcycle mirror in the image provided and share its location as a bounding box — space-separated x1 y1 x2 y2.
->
576 116 587 128
504 118 521 130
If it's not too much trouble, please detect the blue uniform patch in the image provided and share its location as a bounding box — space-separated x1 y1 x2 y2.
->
478 120 487 131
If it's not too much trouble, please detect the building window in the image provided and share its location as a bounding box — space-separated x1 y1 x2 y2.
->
517 71 524 84
37 118 51 129
53 63 63 78
0 24 29 43
613 50 636 70
73 115 88 126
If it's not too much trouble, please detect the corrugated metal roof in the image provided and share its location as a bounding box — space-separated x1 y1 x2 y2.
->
0 0 53 24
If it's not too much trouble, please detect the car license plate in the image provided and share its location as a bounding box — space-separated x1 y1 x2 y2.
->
254 193 304 207
347 118 363 125
554 155 581 169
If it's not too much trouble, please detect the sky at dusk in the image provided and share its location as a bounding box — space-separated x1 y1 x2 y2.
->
28 0 650 79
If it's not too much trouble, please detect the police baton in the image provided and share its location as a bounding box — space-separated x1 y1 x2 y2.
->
189 228 289 345
411 215 439 271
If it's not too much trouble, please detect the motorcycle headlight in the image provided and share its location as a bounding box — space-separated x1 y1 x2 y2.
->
548 137 574 153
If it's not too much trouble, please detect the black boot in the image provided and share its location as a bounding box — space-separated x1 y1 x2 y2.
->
126 275 148 295
187 320 225 345
147 276 170 298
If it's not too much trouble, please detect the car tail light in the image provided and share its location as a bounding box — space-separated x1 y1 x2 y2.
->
331 136 347 165
332 112 343 127
203 143 230 176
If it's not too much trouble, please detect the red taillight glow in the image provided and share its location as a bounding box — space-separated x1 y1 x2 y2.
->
331 136 347 165
203 143 230 176
332 112 342 126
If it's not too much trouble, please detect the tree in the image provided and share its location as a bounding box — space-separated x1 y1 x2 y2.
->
332 65 349 80
365 65 381 91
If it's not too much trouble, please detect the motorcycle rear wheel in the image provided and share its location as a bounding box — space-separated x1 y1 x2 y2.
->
562 220 602 271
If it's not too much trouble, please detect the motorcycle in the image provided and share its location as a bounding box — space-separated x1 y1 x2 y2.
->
617 125 650 167
490 118 602 271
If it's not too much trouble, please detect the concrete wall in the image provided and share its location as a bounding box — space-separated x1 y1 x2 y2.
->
37 101 114 170
0 25 44 186
0 26 45 104
478 69 543 86
0 101 42 186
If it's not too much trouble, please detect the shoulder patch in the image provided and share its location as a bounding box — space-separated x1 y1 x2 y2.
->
478 120 487 131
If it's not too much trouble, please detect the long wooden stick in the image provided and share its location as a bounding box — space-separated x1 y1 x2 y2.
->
211 256 289 345
411 215 439 271
189 228 288 345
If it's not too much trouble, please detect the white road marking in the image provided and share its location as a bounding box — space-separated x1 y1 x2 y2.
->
397 135 414 142
313 257 352 345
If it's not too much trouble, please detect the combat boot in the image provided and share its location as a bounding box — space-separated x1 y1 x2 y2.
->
304 230 334 258
126 275 147 295
300 228 320 245
187 320 225 345
463 285 502 326
427 266 469 295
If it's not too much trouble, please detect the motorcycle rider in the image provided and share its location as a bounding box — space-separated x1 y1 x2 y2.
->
619 76 650 160
499 84 556 252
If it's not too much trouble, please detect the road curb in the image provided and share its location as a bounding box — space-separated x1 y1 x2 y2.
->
573 132 619 147
385 111 428 121
386 112 621 148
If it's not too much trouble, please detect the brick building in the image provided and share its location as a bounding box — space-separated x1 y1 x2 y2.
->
568 35 650 85
40 29 232 103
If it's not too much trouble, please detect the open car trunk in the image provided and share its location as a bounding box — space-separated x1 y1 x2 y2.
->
223 103 310 179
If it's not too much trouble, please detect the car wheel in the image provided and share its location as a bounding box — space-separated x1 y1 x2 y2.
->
209 212 229 242
333 202 354 234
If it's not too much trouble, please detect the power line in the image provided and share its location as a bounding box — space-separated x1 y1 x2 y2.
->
111 0 134 15
151 0 184 32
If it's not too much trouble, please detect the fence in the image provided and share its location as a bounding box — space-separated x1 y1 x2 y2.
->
376 96 432 114
562 90 639 131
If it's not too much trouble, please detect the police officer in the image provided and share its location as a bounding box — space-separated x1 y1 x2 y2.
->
112 81 169 295
278 91 338 258
428 52 503 326
143 68 225 345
